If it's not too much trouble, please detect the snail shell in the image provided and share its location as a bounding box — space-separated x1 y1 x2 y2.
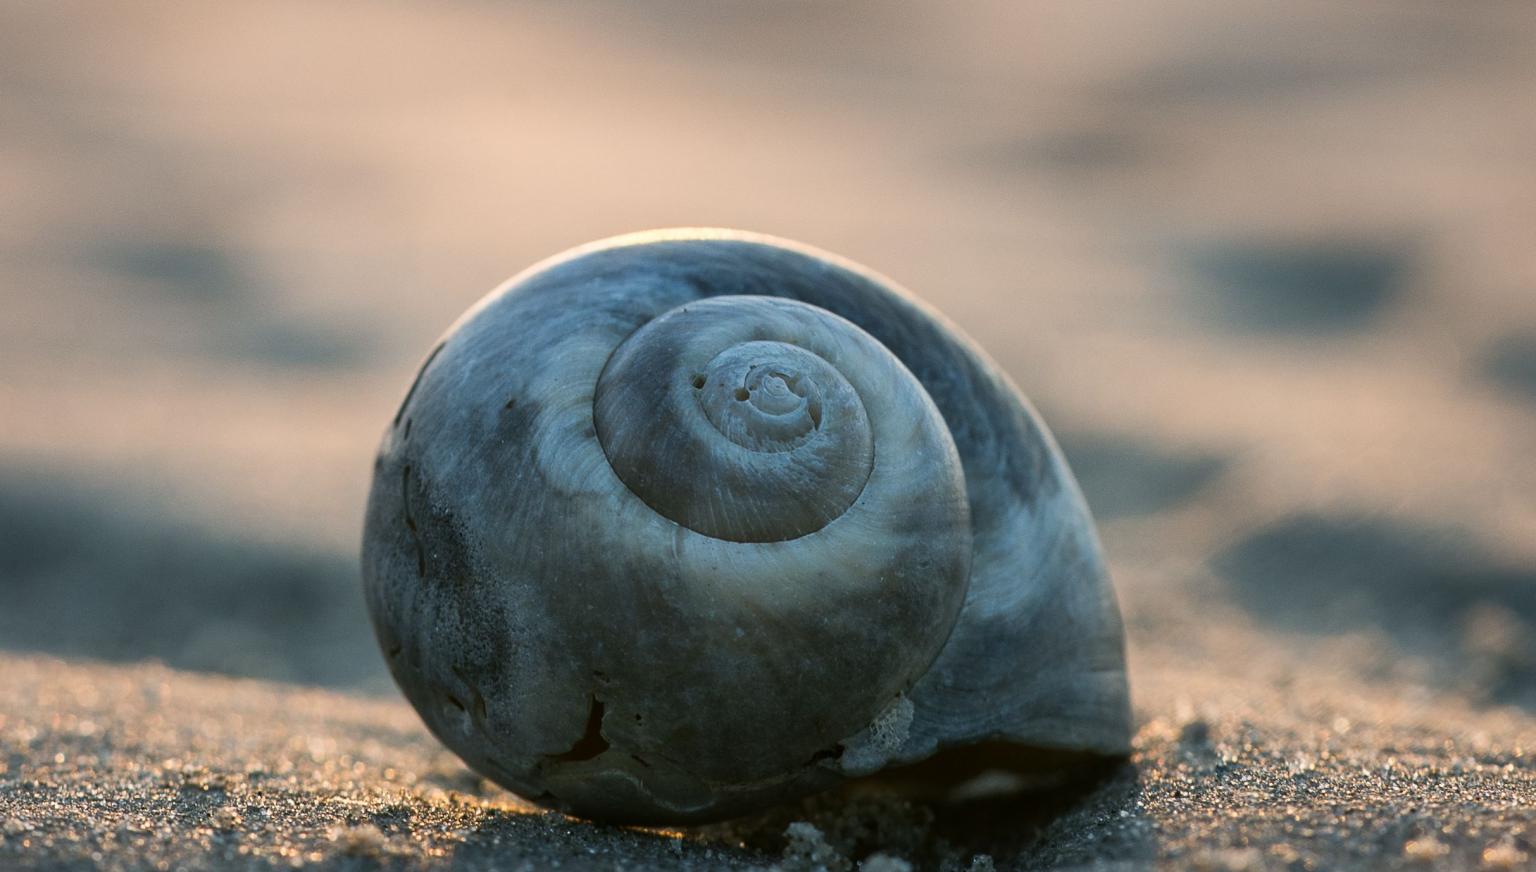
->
362 229 1130 824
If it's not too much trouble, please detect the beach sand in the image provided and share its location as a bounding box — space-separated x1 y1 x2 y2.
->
4 645 1535 870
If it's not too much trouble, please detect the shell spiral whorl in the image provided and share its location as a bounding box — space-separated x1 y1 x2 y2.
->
595 296 910 543
363 229 1131 825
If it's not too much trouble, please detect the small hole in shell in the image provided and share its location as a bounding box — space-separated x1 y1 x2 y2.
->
691 374 705 390
734 387 750 401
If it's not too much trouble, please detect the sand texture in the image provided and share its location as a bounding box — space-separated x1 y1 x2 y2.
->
4 651 1536 870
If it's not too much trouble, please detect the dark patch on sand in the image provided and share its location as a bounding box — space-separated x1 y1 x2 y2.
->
1215 514 1536 707
958 129 1148 176
87 240 250 302
223 321 368 370
76 236 368 370
1057 432 1227 520
0 470 382 689
1119 55 1387 105
1481 330 1536 403
1185 241 1410 334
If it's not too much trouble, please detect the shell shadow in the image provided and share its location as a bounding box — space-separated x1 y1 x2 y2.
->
0 468 383 689
1213 514 1536 708
1183 241 1411 335
927 761 1149 869
691 756 1142 870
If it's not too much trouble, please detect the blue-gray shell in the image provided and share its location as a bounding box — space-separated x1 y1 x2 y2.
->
362 229 1129 824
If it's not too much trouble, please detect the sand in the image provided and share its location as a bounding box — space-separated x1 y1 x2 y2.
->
3 0 1536 869
4 649 1536 870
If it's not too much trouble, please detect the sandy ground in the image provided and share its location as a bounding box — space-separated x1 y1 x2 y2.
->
3 1 1536 869
6 648 1536 870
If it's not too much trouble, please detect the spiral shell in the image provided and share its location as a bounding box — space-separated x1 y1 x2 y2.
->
362 229 1130 824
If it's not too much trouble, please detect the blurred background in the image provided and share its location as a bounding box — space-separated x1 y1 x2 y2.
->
2 1 1534 710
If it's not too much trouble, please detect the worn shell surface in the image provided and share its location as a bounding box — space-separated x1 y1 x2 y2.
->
362 229 1130 824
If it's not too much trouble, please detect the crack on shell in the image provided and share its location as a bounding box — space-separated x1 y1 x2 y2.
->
550 696 609 764
400 465 425 578
393 341 444 427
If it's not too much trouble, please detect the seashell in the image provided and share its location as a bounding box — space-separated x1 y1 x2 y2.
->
362 229 1130 824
